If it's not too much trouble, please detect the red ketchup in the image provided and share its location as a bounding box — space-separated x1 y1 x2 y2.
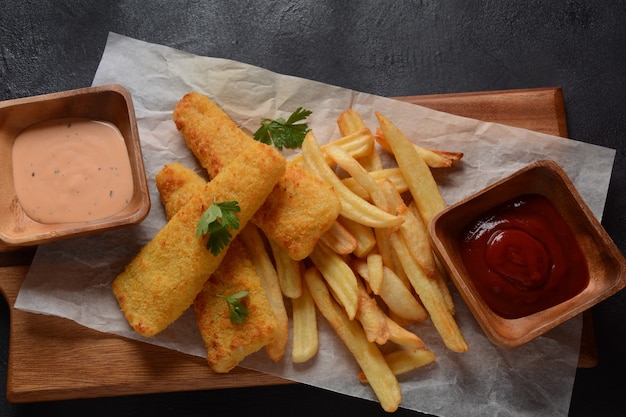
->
459 194 589 319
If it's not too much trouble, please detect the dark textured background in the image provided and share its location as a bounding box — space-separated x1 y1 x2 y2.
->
1 1 624 416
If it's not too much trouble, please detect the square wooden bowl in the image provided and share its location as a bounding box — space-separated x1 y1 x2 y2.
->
0 84 150 247
429 159 626 348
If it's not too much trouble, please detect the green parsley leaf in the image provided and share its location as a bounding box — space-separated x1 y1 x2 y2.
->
218 291 250 324
196 197 241 256
253 107 312 150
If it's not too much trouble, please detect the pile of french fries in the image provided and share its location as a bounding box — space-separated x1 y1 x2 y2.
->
244 109 467 412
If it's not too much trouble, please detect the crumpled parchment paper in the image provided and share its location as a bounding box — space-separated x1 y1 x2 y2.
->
15 32 617 417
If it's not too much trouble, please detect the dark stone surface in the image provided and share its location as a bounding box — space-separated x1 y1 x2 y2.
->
1 1 624 416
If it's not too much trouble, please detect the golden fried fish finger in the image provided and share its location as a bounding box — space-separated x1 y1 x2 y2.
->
112 141 286 337
156 162 279 372
193 239 277 373
173 92 341 260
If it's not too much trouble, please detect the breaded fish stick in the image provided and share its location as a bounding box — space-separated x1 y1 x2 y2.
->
156 162 205 221
156 162 280 372
193 238 278 373
112 141 286 337
173 92 341 261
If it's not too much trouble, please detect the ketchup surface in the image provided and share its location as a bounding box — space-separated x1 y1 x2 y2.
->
459 194 588 319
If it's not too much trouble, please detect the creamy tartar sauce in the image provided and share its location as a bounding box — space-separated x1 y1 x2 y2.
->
12 117 134 224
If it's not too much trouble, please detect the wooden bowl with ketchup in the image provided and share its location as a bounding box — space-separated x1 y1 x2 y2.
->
0 84 150 248
429 160 626 349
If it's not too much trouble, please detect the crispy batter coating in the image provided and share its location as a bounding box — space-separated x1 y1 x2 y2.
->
193 239 277 373
156 162 205 221
112 141 286 337
156 162 278 372
173 92 341 260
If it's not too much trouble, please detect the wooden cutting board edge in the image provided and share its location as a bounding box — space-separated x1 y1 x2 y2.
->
0 87 597 404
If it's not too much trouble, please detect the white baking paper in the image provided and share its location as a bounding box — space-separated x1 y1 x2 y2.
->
15 32 617 417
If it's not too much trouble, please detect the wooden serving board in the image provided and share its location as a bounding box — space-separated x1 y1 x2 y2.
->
0 87 596 404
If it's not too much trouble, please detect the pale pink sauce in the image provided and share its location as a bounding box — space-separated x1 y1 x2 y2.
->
12 117 134 224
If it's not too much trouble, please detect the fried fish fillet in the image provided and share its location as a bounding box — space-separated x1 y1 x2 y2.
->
173 92 342 261
112 141 286 337
156 162 279 372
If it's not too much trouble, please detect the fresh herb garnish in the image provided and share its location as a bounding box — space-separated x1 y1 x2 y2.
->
253 107 312 150
218 291 250 324
196 197 241 256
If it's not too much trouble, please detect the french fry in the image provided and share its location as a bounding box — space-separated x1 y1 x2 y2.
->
365 253 384 295
375 112 446 225
381 179 437 278
358 146 384 172
268 238 302 299
372 225 412 291
358 348 436 383
385 317 426 349
337 108 368 136
355 280 391 345
319 220 358 255
337 216 376 258
354 260 428 323
336 109 384 171
342 168 408 201
302 131 403 228
291 275 319 363
375 128 463 168
290 128 374 166
304 266 402 413
409 200 455 314
309 242 359 320
389 232 468 352
239 224 289 362
324 144 390 213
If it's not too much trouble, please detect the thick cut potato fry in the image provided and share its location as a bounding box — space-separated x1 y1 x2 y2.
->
375 128 463 168
336 108 384 171
373 226 411 290
290 128 374 166
375 112 446 224
408 200 456 314
337 216 376 258
268 238 303 299
385 317 426 349
291 273 319 363
112 141 286 337
319 220 358 255
381 180 437 278
354 260 428 323
365 253 384 295
302 131 403 229
239 224 289 362
389 232 468 352
337 108 368 136
357 146 384 172
304 266 402 413
324 144 390 213
358 348 436 383
342 168 408 201
309 242 358 320
355 280 391 345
